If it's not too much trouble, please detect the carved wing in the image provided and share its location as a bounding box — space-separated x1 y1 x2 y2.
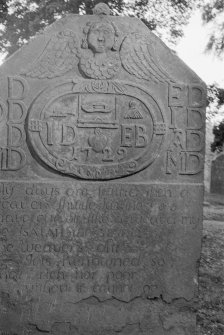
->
120 33 176 84
23 30 80 79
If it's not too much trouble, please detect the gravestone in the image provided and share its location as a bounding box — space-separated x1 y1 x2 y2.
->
211 154 224 194
0 3 206 334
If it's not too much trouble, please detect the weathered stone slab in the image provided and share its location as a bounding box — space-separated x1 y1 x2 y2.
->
0 3 206 334
211 154 224 194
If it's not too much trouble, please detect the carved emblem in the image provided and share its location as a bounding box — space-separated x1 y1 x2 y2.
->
27 79 166 180
124 101 143 119
22 3 175 83
88 128 108 153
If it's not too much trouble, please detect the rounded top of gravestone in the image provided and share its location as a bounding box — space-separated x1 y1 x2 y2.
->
92 3 111 16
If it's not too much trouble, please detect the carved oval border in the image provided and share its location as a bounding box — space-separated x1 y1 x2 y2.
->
27 79 167 180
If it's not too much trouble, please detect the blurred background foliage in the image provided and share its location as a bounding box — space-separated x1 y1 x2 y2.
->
0 0 200 56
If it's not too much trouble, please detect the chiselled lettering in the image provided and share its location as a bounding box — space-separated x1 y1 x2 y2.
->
166 151 203 175
0 76 28 171
0 147 26 171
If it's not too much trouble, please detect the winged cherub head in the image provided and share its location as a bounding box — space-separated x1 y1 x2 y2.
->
82 20 119 54
22 3 175 82
80 19 121 79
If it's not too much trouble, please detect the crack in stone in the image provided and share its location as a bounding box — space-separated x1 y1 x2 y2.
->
119 322 143 333
27 323 50 333
64 293 195 307
13 295 195 334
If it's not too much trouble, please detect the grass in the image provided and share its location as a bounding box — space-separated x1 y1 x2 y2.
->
198 192 224 334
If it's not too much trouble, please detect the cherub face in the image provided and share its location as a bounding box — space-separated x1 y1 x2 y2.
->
87 22 115 53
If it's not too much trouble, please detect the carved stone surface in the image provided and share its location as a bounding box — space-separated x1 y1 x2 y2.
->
0 3 206 334
211 154 224 194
